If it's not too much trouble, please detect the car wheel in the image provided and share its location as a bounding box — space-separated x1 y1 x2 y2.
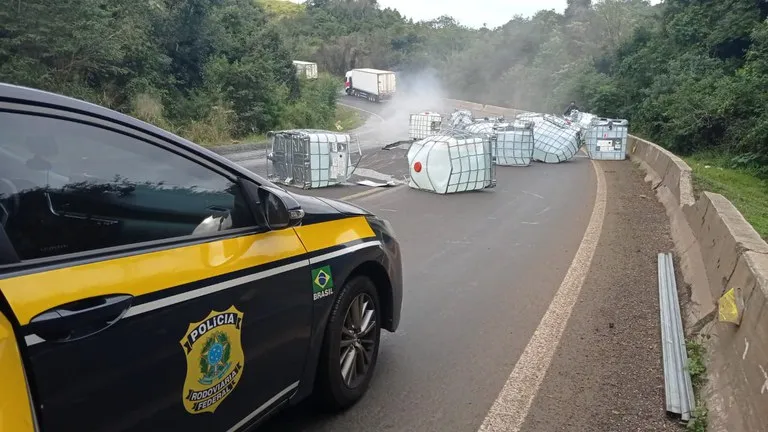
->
315 275 381 411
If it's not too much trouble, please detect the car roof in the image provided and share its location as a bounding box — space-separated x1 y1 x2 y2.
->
0 82 276 187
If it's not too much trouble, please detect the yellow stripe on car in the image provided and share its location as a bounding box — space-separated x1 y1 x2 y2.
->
0 311 35 431
0 229 306 326
294 217 375 252
0 217 375 326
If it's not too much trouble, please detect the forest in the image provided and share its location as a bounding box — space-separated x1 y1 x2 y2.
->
1 0 766 174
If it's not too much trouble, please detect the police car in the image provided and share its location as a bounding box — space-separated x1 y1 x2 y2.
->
0 83 402 431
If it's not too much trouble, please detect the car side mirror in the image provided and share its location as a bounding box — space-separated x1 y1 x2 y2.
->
240 180 304 230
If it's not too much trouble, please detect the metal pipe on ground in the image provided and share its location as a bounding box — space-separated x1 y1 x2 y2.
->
658 252 696 422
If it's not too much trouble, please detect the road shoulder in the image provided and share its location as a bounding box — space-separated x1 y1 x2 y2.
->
521 159 683 431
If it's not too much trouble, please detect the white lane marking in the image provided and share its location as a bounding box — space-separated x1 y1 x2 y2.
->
477 158 607 432
520 221 539 225
337 102 385 121
521 190 544 200
536 206 551 216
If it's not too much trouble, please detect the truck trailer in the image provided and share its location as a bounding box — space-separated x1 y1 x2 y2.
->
345 68 396 102
293 60 318 79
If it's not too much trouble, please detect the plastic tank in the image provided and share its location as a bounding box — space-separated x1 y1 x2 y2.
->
493 121 535 166
448 110 474 129
409 112 443 140
529 115 581 163
407 130 496 194
465 121 497 137
585 118 629 161
267 129 353 189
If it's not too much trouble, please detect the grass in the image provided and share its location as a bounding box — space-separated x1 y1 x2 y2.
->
685 152 768 240
333 105 364 131
686 338 709 432
197 105 364 148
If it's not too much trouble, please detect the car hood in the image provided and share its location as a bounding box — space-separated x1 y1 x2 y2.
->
288 192 372 223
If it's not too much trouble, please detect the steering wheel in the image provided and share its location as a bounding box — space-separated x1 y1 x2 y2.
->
0 178 19 227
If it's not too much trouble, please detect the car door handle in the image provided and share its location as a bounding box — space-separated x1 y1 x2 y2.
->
28 294 133 342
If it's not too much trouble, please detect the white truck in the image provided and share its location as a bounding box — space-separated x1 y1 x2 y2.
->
344 68 396 102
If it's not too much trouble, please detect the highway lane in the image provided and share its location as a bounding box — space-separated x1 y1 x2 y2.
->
261 156 597 431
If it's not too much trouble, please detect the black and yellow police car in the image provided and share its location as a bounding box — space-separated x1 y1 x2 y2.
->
0 83 402 431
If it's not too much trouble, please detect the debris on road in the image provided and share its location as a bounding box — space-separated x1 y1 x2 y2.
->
407 129 496 194
266 129 361 189
356 179 398 187
586 118 629 161
658 252 696 422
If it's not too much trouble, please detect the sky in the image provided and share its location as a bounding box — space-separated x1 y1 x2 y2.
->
288 0 662 30
375 0 568 28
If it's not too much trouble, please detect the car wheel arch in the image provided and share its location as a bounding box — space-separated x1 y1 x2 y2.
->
345 261 394 332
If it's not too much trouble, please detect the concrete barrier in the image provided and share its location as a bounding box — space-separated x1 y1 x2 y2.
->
628 135 694 207
443 98 768 431
627 136 768 432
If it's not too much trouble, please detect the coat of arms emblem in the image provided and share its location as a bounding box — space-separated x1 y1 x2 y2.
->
180 306 245 414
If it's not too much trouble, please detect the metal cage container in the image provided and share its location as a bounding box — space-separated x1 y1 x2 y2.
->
448 109 474 130
409 112 443 140
527 115 581 163
586 118 629 161
492 121 535 166
407 129 496 194
464 121 496 137
267 129 359 189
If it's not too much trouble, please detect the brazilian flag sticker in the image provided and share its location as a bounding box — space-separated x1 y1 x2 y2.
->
312 265 334 301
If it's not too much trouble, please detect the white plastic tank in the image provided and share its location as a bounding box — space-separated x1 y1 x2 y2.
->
493 121 535 166
448 110 474 129
585 118 629 161
407 130 496 194
465 121 497 137
530 115 581 163
268 129 353 189
409 112 443 140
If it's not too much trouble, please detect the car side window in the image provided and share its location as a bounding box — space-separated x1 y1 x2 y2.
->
0 112 257 261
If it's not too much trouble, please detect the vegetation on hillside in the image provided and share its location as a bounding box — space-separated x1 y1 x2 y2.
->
1 0 766 172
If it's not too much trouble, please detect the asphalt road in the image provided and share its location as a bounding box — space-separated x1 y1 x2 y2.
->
254 95 599 431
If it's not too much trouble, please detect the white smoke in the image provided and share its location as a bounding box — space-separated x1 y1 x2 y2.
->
373 69 448 145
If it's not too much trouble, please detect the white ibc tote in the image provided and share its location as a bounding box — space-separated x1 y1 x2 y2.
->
529 115 581 163
493 121 535 166
267 129 357 189
448 109 474 129
586 118 629 161
465 121 496 137
409 112 443 140
407 130 496 194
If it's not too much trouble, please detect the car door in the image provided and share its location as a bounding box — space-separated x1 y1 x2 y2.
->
0 109 313 431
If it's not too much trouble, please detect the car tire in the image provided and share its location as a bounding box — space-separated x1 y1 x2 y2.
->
315 275 381 411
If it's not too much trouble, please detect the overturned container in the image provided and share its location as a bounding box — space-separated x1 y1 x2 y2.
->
492 121 535 166
448 109 474 129
528 115 581 163
407 129 496 194
267 129 360 189
586 118 629 160
465 120 497 137
409 112 443 140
